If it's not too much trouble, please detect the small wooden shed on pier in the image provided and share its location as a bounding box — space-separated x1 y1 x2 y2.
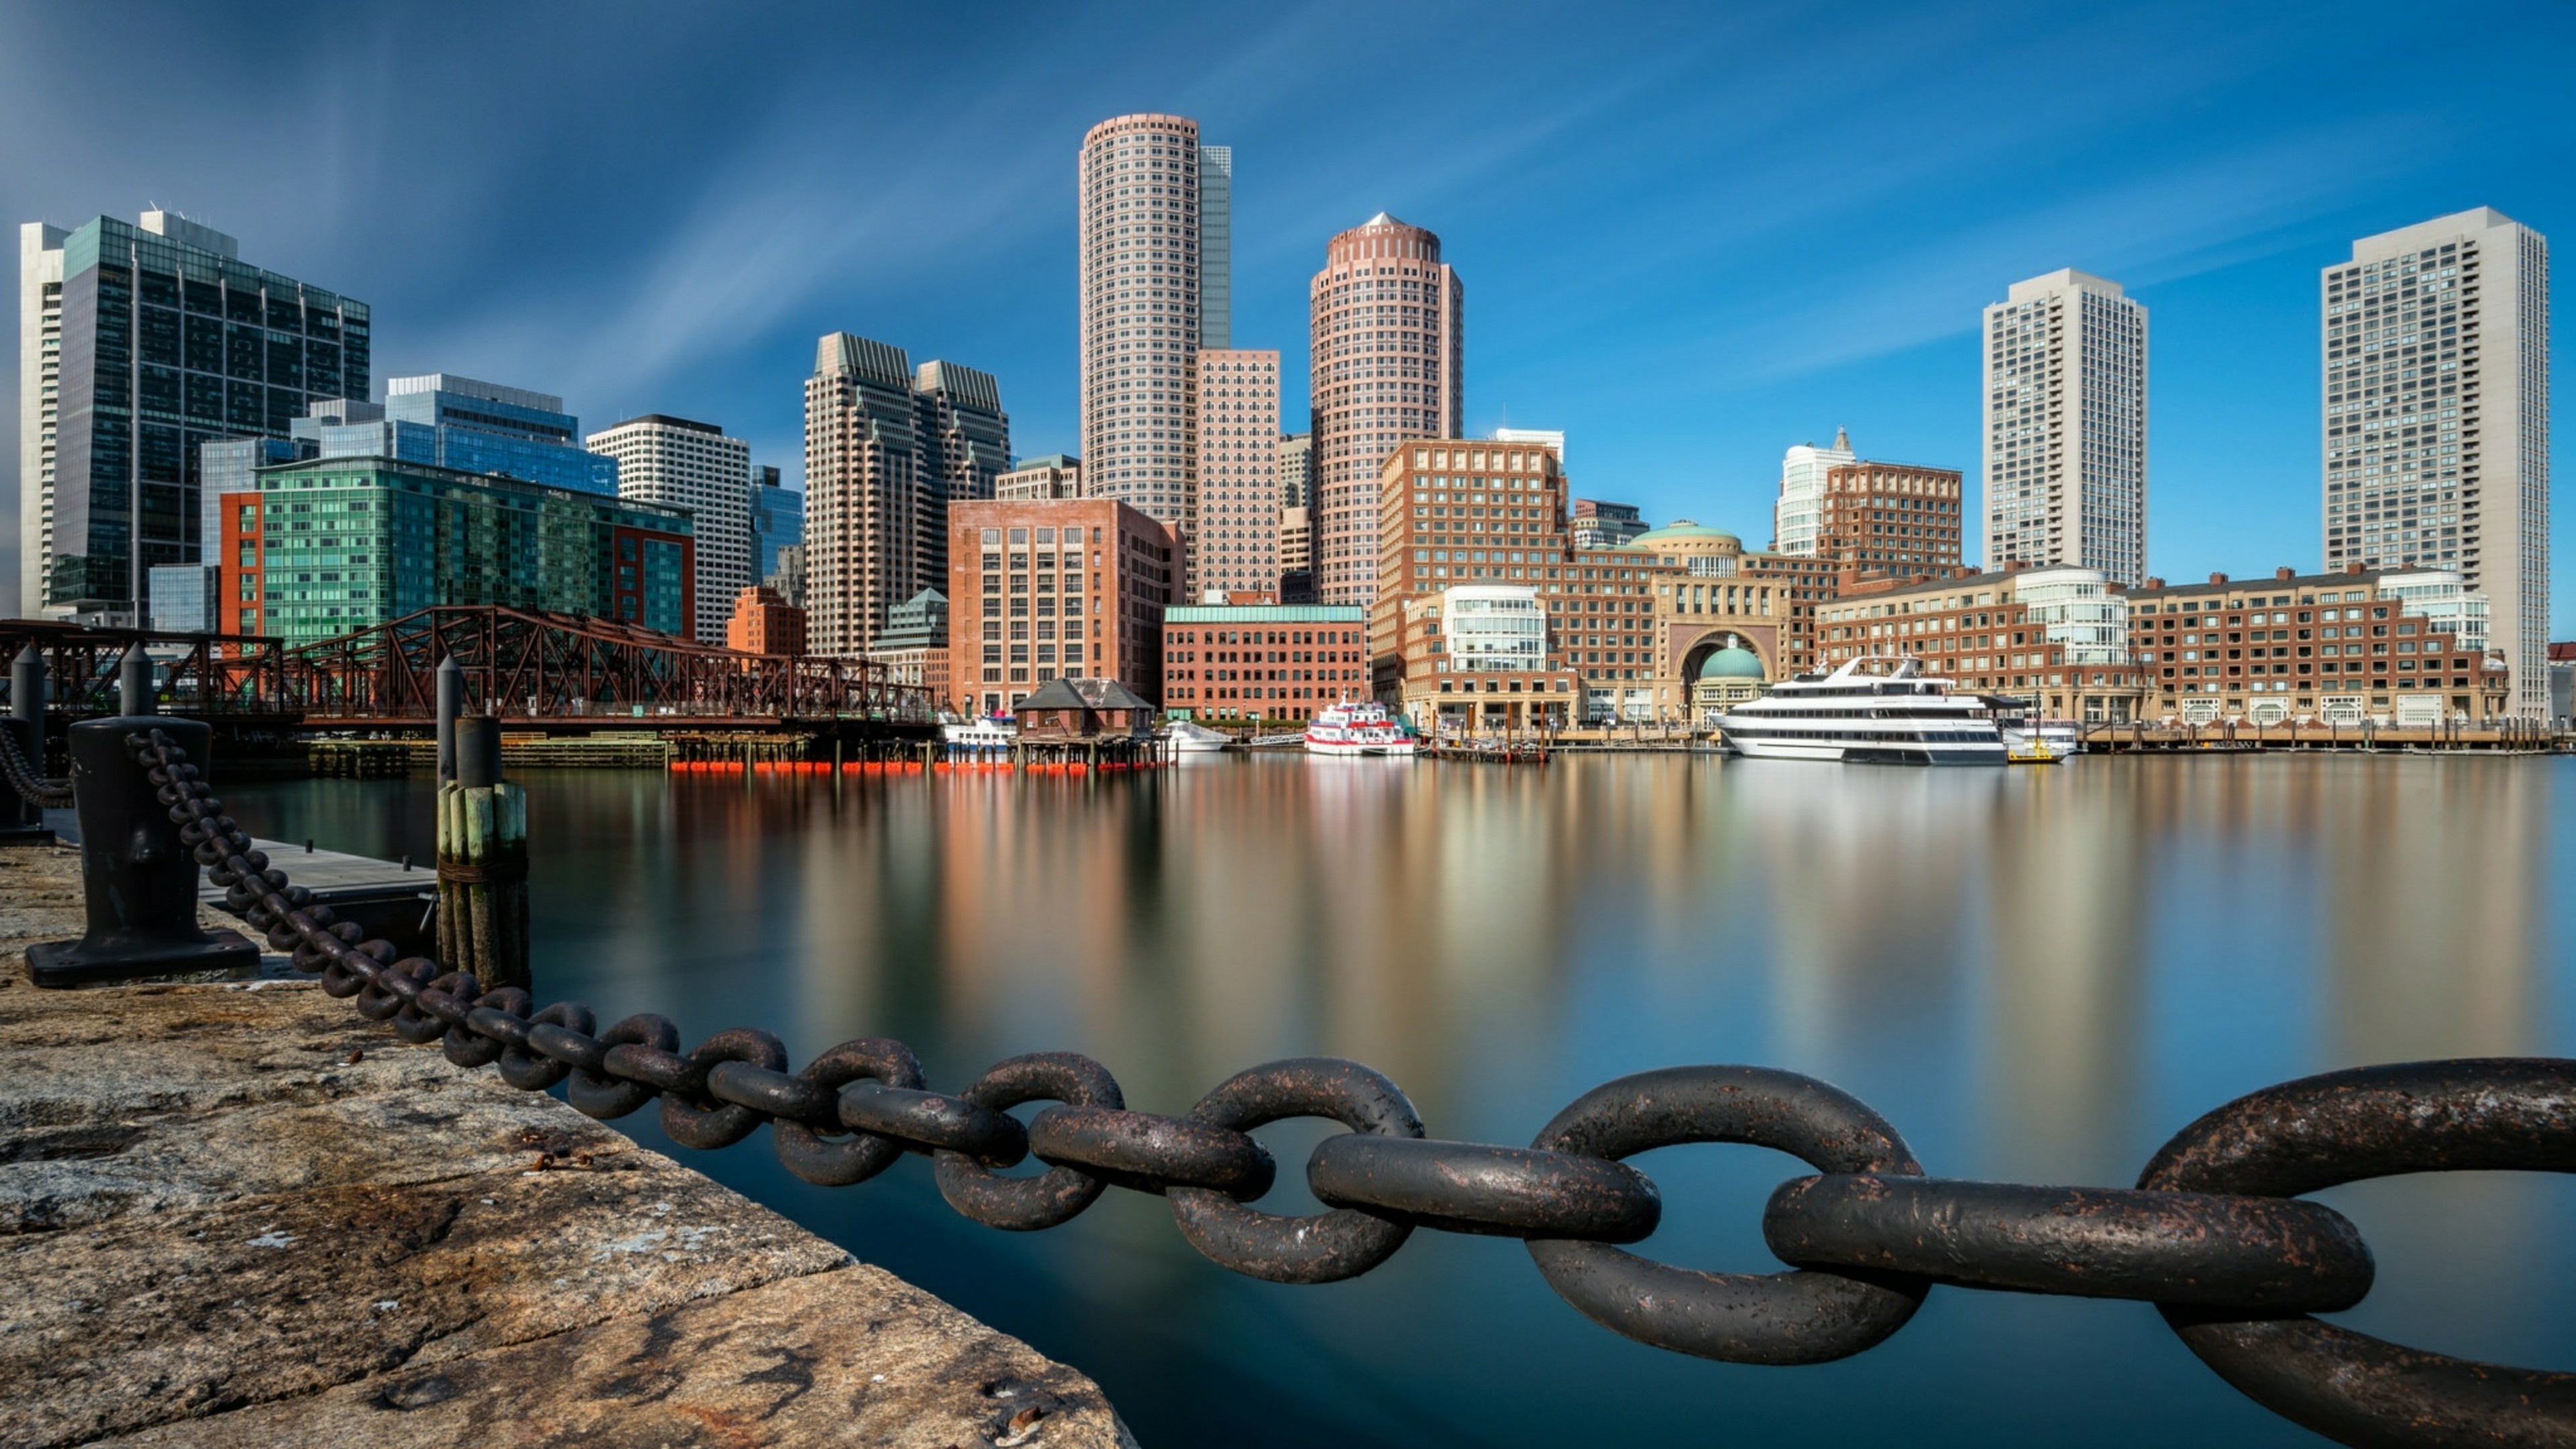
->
1013 677 1157 742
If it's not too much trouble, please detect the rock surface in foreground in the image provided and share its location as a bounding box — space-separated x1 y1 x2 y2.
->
0 845 1131 1448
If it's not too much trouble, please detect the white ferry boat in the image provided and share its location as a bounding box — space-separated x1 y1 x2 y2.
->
1161 720 1231 755
942 713 1016 751
1305 700 1418 758
1713 657 2006 765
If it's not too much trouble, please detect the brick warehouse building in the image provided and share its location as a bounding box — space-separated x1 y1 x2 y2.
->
1163 602 1367 720
2127 565 2508 722
947 498 1180 717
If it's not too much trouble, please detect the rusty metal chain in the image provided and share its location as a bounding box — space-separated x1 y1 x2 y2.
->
0 724 71 808
127 729 2576 1447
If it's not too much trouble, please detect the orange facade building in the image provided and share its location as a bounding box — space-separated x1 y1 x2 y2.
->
725 585 807 655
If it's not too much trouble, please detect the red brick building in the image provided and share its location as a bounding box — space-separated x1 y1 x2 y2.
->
1163 604 1369 720
947 498 1181 716
725 585 807 655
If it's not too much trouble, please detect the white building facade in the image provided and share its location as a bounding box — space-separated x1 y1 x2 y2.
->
1772 426 1855 557
2014 565 2131 666
2324 208 2549 716
587 414 752 643
1077 115 1230 565
1984 269 2148 586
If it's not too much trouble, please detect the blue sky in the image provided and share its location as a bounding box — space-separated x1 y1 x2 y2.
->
5 1 2571 627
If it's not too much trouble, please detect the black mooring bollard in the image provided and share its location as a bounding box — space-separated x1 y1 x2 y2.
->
23 717 258 986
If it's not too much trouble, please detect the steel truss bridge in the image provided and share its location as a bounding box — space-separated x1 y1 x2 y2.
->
0 606 930 729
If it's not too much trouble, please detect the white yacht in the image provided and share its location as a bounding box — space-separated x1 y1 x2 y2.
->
1714 657 2006 765
1161 720 1231 755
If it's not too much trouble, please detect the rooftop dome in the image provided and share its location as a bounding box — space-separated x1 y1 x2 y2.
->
1629 519 1741 549
1697 645 1765 681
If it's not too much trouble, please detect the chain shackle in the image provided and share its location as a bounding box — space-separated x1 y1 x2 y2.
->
2138 1058 2576 1448
661 1028 792 1150
1026 1104 1275 1200
568 1014 681 1120
773 1038 925 1187
1762 1174 2373 1310
1307 1136 1660 1242
1524 1066 1929 1366
1168 1058 1426 1284
933 1053 1124 1231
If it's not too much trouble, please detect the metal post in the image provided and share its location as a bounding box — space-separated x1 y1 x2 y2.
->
118 644 154 718
11 645 42 755
3 646 52 843
435 655 463 787
436 716 530 989
25 716 258 985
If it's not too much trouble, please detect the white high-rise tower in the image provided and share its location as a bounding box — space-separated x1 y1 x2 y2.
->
1773 426 1854 556
2324 208 2550 717
1982 269 2147 585
1077 115 1232 567
587 415 753 644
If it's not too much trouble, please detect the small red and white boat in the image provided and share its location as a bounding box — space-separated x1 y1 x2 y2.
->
1304 700 1417 758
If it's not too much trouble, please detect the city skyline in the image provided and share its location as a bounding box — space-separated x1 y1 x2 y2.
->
1 3 2569 627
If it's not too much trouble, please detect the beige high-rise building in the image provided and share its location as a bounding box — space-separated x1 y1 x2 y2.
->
804 334 924 657
1277 430 1313 507
2324 208 2550 716
1310 213 1462 609
1193 349 1279 597
802 335 1008 657
1984 268 2147 586
997 453 1081 501
1279 504 1311 580
586 413 753 644
1077 114 1231 571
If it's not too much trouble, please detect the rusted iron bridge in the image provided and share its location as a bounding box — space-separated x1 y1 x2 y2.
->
0 605 931 733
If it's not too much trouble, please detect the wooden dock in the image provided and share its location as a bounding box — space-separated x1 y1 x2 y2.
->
198 838 438 957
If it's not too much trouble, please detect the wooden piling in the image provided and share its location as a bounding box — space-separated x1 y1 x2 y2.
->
437 716 531 991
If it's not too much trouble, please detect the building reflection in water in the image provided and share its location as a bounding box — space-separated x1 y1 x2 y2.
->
217 753 2575 1432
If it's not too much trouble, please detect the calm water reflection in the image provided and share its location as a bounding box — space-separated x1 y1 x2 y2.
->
226 754 2576 1447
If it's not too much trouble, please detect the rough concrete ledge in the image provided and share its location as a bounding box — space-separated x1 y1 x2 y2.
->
0 845 1132 1448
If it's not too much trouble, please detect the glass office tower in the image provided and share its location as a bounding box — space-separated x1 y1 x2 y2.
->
19 211 369 617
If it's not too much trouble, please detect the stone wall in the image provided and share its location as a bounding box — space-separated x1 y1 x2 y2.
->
0 844 1132 1448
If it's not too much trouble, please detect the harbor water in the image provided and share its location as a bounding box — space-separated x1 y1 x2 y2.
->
223 753 2576 1446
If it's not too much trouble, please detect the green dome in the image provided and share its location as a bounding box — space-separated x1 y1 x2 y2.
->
1628 519 1741 549
1697 646 1764 681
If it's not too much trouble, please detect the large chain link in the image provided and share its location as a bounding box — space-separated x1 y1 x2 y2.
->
0 724 71 809
125 729 2576 1446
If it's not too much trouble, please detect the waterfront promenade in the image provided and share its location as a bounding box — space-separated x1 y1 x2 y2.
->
0 844 1129 1449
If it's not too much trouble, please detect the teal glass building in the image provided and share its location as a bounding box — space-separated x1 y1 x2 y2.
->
239 456 693 646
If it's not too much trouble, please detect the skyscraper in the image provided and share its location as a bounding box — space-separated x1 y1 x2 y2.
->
309 374 616 495
803 333 1008 656
1077 114 1230 562
1309 213 1462 608
586 413 753 643
2324 209 2550 716
748 466 802 583
1193 348 1279 598
17 211 370 619
912 360 1011 589
1199 146 1232 352
1772 427 1855 555
1983 269 2147 585
1277 431 1313 508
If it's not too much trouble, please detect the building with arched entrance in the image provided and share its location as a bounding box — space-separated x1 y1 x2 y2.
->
1689 633 1768 722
